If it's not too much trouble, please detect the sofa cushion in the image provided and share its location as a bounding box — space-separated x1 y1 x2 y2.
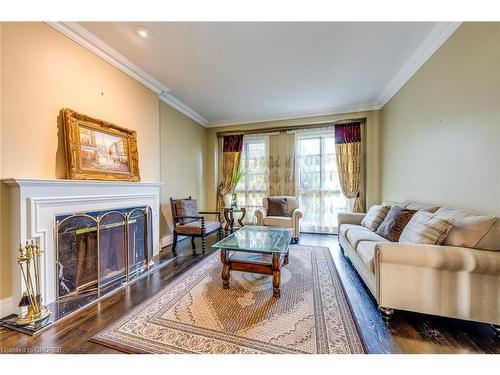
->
339 223 370 238
399 211 454 245
267 197 291 217
382 201 439 213
405 203 439 213
434 207 498 250
263 216 293 227
347 228 388 248
376 206 417 242
356 241 378 273
382 201 405 208
360 205 390 231
176 220 220 235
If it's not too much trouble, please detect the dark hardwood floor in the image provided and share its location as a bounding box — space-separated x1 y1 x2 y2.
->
0 233 498 354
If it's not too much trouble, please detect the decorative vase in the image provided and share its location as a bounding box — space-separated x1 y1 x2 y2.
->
231 192 238 208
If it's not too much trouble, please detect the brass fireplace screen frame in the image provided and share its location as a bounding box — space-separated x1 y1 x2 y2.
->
55 206 152 301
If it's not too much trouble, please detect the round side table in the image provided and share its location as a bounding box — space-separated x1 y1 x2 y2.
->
223 206 246 232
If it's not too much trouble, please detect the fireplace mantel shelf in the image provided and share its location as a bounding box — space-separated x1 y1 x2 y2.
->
2 178 162 187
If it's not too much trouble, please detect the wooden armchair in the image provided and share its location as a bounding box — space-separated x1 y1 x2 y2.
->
170 197 223 256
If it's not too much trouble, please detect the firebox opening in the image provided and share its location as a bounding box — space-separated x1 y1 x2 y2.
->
56 206 152 301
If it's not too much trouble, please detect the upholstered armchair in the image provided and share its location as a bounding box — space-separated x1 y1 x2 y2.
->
170 197 223 256
255 196 302 243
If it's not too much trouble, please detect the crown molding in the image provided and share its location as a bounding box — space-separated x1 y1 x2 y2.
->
46 22 208 127
206 22 461 128
46 21 460 129
46 22 169 95
375 22 462 108
159 92 208 126
206 103 380 128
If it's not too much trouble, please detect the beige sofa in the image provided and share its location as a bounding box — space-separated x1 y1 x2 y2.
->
337 202 500 332
255 196 302 243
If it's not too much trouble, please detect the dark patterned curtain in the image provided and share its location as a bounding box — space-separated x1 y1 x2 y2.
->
335 123 361 144
223 136 244 153
334 122 364 213
217 135 244 219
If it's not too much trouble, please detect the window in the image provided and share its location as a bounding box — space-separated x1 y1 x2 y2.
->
235 135 269 223
295 129 349 233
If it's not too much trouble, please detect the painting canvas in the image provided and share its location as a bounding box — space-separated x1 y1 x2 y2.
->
62 109 140 181
78 126 130 173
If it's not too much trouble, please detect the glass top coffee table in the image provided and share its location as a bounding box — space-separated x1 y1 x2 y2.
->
212 226 292 298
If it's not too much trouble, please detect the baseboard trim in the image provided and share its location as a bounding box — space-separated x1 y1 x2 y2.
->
160 234 190 249
0 297 14 319
160 235 174 249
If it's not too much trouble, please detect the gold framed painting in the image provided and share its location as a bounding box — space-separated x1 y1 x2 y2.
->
62 108 141 181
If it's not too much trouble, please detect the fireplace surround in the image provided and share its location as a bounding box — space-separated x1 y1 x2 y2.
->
2 178 161 317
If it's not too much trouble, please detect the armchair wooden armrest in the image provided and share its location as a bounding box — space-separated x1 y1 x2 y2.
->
199 211 222 222
199 211 221 215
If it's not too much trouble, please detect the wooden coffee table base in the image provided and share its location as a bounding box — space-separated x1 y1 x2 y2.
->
220 249 288 298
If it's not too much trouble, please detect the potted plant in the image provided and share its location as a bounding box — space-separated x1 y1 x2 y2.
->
230 169 245 208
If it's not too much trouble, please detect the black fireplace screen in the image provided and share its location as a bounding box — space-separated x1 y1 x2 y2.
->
56 206 153 300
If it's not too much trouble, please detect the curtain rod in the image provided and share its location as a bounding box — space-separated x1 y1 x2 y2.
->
215 117 366 136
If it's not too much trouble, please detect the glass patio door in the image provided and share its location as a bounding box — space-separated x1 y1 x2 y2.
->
235 135 269 224
295 129 349 233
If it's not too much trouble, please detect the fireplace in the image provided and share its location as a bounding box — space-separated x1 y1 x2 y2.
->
2 178 161 317
56 206 153 300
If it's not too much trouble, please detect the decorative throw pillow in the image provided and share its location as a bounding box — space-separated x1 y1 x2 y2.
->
399 210 454 245
175 199 199 225
433 207 497 249
376 206 417 242
360 205 390 231
267 197 290 217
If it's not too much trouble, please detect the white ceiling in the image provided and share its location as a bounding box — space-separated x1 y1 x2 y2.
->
74 22 460 127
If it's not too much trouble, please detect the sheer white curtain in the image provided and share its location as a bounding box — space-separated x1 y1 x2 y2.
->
235 134 269 224
294 128 349 233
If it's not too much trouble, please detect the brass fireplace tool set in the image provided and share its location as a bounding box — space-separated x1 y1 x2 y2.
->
15 240 50 326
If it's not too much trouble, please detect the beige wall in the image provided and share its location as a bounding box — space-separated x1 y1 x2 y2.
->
1 23 160 181
205 110 382 211
381 22 500 215
160 101 207 238
0 22 163 301
0 22 2 177
0 22 8 300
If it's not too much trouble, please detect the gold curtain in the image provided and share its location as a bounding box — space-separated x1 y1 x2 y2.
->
216 135 244 219
268 132 296 196
335 123 364 213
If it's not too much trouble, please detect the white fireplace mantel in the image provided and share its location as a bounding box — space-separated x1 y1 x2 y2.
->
2 178 161 316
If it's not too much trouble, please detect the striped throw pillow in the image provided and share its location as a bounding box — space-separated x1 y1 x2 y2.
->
399 210 454 245
361 205 391 231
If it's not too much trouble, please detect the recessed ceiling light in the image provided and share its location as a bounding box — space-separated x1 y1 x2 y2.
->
134 26 150 39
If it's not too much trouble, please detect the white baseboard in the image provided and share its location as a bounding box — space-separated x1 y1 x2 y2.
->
160 234 174 249
0 296 14 318
160 234 189 249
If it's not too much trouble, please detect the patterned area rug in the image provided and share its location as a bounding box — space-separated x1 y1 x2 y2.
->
91 245 366 354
